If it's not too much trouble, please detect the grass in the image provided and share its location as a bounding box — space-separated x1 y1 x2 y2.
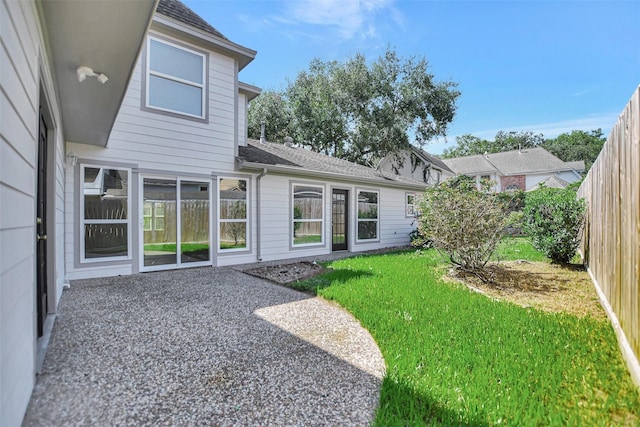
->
493 236 549 262
294 240 640 425
143 243 209 253
293 235 322 245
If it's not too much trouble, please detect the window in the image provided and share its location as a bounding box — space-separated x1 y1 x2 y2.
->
143 202 165 231
219 178 248 251
146 37 206 119
142 177 211 269
81 166 130 261
292 184 324 246
357 190 379 241
143 203 152 231
406 192 418 217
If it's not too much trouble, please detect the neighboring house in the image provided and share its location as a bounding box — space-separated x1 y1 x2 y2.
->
0 1 426 423
378 146 455 186
565 160 586 175
442 147 583 192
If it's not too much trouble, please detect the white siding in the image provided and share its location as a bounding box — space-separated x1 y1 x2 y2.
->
378 150 445 185
237 93 247 147
64 34 240 279
526 173 554 190
1 1 66 425
525 171 581 191
237 174 416 264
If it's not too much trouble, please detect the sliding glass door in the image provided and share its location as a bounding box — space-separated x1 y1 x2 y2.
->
142 176 211 271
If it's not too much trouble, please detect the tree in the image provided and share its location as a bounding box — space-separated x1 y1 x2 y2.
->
286 59 349 157
441 134 492 158
441 131 544 158
340 49 460 165
248 48 460 166
416 176 508 281
247 90 295 143
542 129 605 171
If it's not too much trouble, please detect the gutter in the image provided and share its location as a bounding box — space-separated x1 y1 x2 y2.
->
256 168 267 261
238 161 428 192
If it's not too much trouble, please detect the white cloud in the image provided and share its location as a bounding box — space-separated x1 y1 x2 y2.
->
283 0 398 40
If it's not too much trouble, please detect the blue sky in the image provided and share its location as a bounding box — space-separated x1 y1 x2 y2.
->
183 0 639 154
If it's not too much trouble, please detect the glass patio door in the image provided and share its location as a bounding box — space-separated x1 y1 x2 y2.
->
142 176 211 271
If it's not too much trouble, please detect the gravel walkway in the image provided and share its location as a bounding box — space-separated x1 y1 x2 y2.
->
23 266 385 426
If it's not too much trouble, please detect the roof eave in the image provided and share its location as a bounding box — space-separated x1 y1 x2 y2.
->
152 16 256 70
238 161 428 191
239 82 262 101
501 168 575 176
38 0 158 147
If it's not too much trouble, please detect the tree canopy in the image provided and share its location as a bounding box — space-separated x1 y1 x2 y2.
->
247 90 294 144
542 129 606 171
441 131 544 158
247 48 460 166
440 129 605 173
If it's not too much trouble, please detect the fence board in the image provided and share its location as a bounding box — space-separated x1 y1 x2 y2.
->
578 86 640 386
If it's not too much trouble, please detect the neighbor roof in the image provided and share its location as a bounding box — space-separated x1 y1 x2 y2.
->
565 160 586 172
444 147 574 176
527 175 570 191
156 0 227 39
442 154 498 176
238 140 427 189
412 147 454 174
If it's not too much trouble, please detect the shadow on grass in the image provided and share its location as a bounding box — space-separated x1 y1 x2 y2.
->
376 376 489 427
287 268 374 294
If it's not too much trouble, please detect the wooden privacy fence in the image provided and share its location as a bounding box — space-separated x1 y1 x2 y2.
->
578 86 640 385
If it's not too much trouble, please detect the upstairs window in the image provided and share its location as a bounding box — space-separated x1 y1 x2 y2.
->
146 37 206 119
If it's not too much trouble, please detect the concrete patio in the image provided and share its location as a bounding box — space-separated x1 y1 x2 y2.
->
22 266 385 426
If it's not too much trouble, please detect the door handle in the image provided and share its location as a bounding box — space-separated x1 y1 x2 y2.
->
37 234 47 241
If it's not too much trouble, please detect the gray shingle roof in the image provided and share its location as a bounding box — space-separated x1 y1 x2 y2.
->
444 147 574 176
238 140 426 188
412 147 454 173
443 154 498 175
156 0 227 39
565 160 585 172
527 175 570 191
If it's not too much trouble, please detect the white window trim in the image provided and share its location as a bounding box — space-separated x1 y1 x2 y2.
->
218 177 249 253
80 164 132 263
291 182 325 247
145 36 207 120
356 188 380 243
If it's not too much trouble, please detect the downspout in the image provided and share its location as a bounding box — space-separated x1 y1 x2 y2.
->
256 168 268 261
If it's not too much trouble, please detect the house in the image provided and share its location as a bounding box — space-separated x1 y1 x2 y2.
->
378 146 455 186
442 147 583 192
0 1 426 423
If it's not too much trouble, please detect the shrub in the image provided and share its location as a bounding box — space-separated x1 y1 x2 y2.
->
523 187 585 263
497 189 526 213
409 228 432 249
417 176 508 280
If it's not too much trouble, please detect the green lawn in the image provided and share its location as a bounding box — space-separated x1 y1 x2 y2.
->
493 236 549 262
143 243 209 253
294 242 640 425
293 235 322 245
